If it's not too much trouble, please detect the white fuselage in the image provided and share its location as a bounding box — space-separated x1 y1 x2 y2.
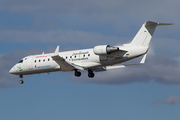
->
9 45 148 75
9 21 172 83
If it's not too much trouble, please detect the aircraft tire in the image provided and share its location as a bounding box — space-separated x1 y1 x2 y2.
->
19 80 24 84
88 73 95 78
75 71 81 77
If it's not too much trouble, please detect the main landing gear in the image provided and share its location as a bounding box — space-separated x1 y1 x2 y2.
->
74 70 81 77
19 75 24 84
88 69 95 78
74 69 95 78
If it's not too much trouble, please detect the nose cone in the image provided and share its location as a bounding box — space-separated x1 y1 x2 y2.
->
9 66 16 74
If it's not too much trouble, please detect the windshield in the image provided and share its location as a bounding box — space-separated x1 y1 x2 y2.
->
18 60 23 63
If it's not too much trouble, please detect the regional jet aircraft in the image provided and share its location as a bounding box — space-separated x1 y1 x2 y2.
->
9 21 172 84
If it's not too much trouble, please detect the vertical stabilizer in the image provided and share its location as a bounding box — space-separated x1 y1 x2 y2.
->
130 21 172 47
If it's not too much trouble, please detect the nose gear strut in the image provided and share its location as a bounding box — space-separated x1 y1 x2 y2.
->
19 75 24 84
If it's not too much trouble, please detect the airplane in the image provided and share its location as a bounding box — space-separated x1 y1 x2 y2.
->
9 21 172 84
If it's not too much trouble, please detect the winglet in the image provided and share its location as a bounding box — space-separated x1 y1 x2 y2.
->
54 46 59 54
140 54 147 64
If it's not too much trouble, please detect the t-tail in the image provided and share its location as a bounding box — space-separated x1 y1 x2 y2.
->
130 21 173 47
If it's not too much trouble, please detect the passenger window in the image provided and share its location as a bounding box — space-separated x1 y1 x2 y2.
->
70 56 72 58
88 54 90 57
39 59 41 62
48 58 50 61
74 56 76 58
43 59 45 62
83 54 85 57
34 60 36 63
66 56 68 59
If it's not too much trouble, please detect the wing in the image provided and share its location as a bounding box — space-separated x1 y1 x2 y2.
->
95 54 147 72
51 46 84 71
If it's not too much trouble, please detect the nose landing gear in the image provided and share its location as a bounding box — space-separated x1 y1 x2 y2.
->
19 75 24 84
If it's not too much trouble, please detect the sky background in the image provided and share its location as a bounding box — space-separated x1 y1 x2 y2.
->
0 0 180 120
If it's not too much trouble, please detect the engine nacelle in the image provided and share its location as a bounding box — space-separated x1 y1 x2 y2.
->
93 45 119 55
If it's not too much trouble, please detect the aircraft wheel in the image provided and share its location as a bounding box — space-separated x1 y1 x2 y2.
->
88 73 95 78
75 71 81 77
19 80 24 84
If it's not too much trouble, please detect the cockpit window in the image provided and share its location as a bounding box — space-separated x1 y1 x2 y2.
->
18 60 23 63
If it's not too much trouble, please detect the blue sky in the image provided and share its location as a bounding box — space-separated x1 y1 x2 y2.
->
0 0 180 120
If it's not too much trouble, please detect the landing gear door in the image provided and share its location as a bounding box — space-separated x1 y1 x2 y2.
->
26 56 33 70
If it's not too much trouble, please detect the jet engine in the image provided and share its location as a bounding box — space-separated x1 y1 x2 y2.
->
93 45 119 55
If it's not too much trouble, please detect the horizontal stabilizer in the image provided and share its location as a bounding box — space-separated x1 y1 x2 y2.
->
157 23 173 26
144 21 173 27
